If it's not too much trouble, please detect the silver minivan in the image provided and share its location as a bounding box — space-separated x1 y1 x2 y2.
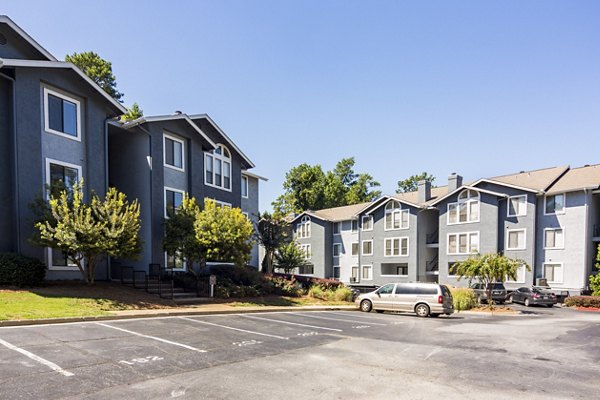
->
356 282 454 317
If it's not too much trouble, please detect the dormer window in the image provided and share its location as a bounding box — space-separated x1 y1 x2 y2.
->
205 144 232 191
447 189 480 224
384 201 409 230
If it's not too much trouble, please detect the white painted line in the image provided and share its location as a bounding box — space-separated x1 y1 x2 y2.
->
328 311 401 322
95 322 207 353
0 337 74 377
242 315 343 332
179 317 289 340
295 313 387 326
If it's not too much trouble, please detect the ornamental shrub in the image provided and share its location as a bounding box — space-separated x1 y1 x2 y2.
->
0 253 46 287
564 296 600 308
449 287 477 311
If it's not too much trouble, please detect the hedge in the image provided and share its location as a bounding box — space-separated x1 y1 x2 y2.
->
0 253 46 287
564 296 600 308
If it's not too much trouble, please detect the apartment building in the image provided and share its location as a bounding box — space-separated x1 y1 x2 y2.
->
0 16 264 279
292 164 600 295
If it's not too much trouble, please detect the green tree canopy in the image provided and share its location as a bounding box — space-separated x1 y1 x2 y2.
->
396 172 435 193
66 51 124 102
273 157 381 216
163 196 204 273
121 102 143 122
275 242 309 274
256 212 292 274
33 181 141 284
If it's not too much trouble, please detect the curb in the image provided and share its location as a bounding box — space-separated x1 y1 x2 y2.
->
0 305 358 327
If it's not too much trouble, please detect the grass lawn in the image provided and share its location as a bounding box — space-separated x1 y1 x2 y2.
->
226 296 353 307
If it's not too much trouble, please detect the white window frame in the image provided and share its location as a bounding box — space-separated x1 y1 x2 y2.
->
544 227 565 250
43 87 82 141
299 244 311 260
351 242 359 256
384 201 409 231
242 211 249 219
362 240 373 256
507 195 527 217
447 231 480 255
361 215 373 231
351 266 360 281
543 262 563 284
544 193 566 216
447 189 480 225
164 251 186 272
333 243 342 258
506 228 526 251
204 144 232 192
297 215 311 239
333 222 342 235
361 265 373 281
164 186 186 218
241 175 249 198
380 263 409 277
45 158 82 270
163 132 185 172
384 237 409 257
505 264 526 284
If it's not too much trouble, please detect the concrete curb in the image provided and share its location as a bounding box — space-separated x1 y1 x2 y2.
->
0 305 359 327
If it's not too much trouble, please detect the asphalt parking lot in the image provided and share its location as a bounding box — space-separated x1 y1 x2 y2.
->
0 307 598 399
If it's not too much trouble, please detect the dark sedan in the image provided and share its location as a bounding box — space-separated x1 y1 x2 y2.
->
507 287 557 307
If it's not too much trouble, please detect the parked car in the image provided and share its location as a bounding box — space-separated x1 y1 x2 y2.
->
470 282 507 304
355 283 454 317
507 287 557 307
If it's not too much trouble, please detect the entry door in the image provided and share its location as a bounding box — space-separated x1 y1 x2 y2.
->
372 284 396 310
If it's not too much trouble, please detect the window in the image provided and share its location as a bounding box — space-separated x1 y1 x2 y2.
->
333 222 341 235
362 215 373 231
205 144 232 190
384 237 409 257
544 228 564 249
544 263 563 284
333 243 342 257
165 251 186 271
506 264 526 283
447 189 480 224
545 194 565 215
241 176 249 198
45 159 81 270
362 240 373 256
351 242 359 256
351 266 359 281
163 133 185 171
508 195 527 217
165 187 185 217
381 263 408 276
447 232 479 255
44 87 81 140
506 229 526 250
362 265 373 280
299 244 311 259
242 212 250 219
333 267 340 279
297 215 311 239
376 283 394 294
384 201 409 230
351 219 358 232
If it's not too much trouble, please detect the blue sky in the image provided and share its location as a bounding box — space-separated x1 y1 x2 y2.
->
4 1 600 211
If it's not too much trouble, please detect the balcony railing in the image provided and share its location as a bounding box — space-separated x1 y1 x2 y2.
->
426 230 439 245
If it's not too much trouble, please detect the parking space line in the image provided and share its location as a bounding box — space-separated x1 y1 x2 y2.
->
328 312 400 322
95 322 207 353
241 315 343 332
179 317 289 340
295 313 388 326
0 337 74 377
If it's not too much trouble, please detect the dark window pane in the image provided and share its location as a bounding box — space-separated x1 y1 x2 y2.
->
223 162 230 189
173 140 183 168
205 155 213 184
174 192 183 209
48 94 63 132
165 138 174 166
52 248 69 266
215 159 222 187
62 100 77 136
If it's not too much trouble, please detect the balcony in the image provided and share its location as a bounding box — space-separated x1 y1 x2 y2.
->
426 230 439 248
426 257 439 276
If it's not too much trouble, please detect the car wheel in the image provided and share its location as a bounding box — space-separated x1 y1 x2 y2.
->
524 298 531 307
360 300 373 313
415 303 430 317
506 295 513 304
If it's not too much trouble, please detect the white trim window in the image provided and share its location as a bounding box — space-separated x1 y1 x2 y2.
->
362 240 373 256
384 201 409 230
333 243 342 257
164 187 185 217
384 237 409 257
299 244 311 259
45 158 82 270
333 222 342 235
447 232 480 255
506 229 526 250
544 228 564 249
508 195 527 217
447 189 480 225
43 87 81 141
351 242 359 256
165 251 186 272
163 133 185 171
297 215 311 239
361 265 373 281
205 144 232 191
362 215 373 231
241 175 249 198
506 264 526 284
242 211 250 219
351 219 358 232
545 194 565 215
543 262 563 284
351 266 359 281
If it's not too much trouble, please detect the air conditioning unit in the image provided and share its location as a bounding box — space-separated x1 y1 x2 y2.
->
350 277 357 283
536 278 548 287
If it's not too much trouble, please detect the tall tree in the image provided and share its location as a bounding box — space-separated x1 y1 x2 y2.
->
66 51 124 102
273 157 380 216
396 172 435 193
256 212 292 274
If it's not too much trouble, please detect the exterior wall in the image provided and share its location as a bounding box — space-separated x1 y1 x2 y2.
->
336 220 358 283
418 209 439 282
0 23 48 60
295 217 328 277
241 175 260 267
0 74 15 252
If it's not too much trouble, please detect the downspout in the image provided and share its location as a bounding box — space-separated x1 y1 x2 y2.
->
0 71 20 253
583 189 590 293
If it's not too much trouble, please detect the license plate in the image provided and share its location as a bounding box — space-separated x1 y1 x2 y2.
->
543 296 548 299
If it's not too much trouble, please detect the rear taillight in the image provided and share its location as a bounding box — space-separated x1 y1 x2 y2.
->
438 295 443 304
532 293 540 298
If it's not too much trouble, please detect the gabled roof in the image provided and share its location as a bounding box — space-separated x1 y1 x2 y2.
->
0 58 126 113
473 165 569 193
120 113 217 148
188 114 255 168
546 164 600 195
242 170 268 181
428 185 509 206
0 15 57 61
393 186 450 208
290 202 374 223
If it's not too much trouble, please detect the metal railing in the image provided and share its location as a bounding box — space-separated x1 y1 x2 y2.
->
426 230 439 244
426 256 439 272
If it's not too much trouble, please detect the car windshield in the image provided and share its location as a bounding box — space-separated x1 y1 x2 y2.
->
492 283 505 290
